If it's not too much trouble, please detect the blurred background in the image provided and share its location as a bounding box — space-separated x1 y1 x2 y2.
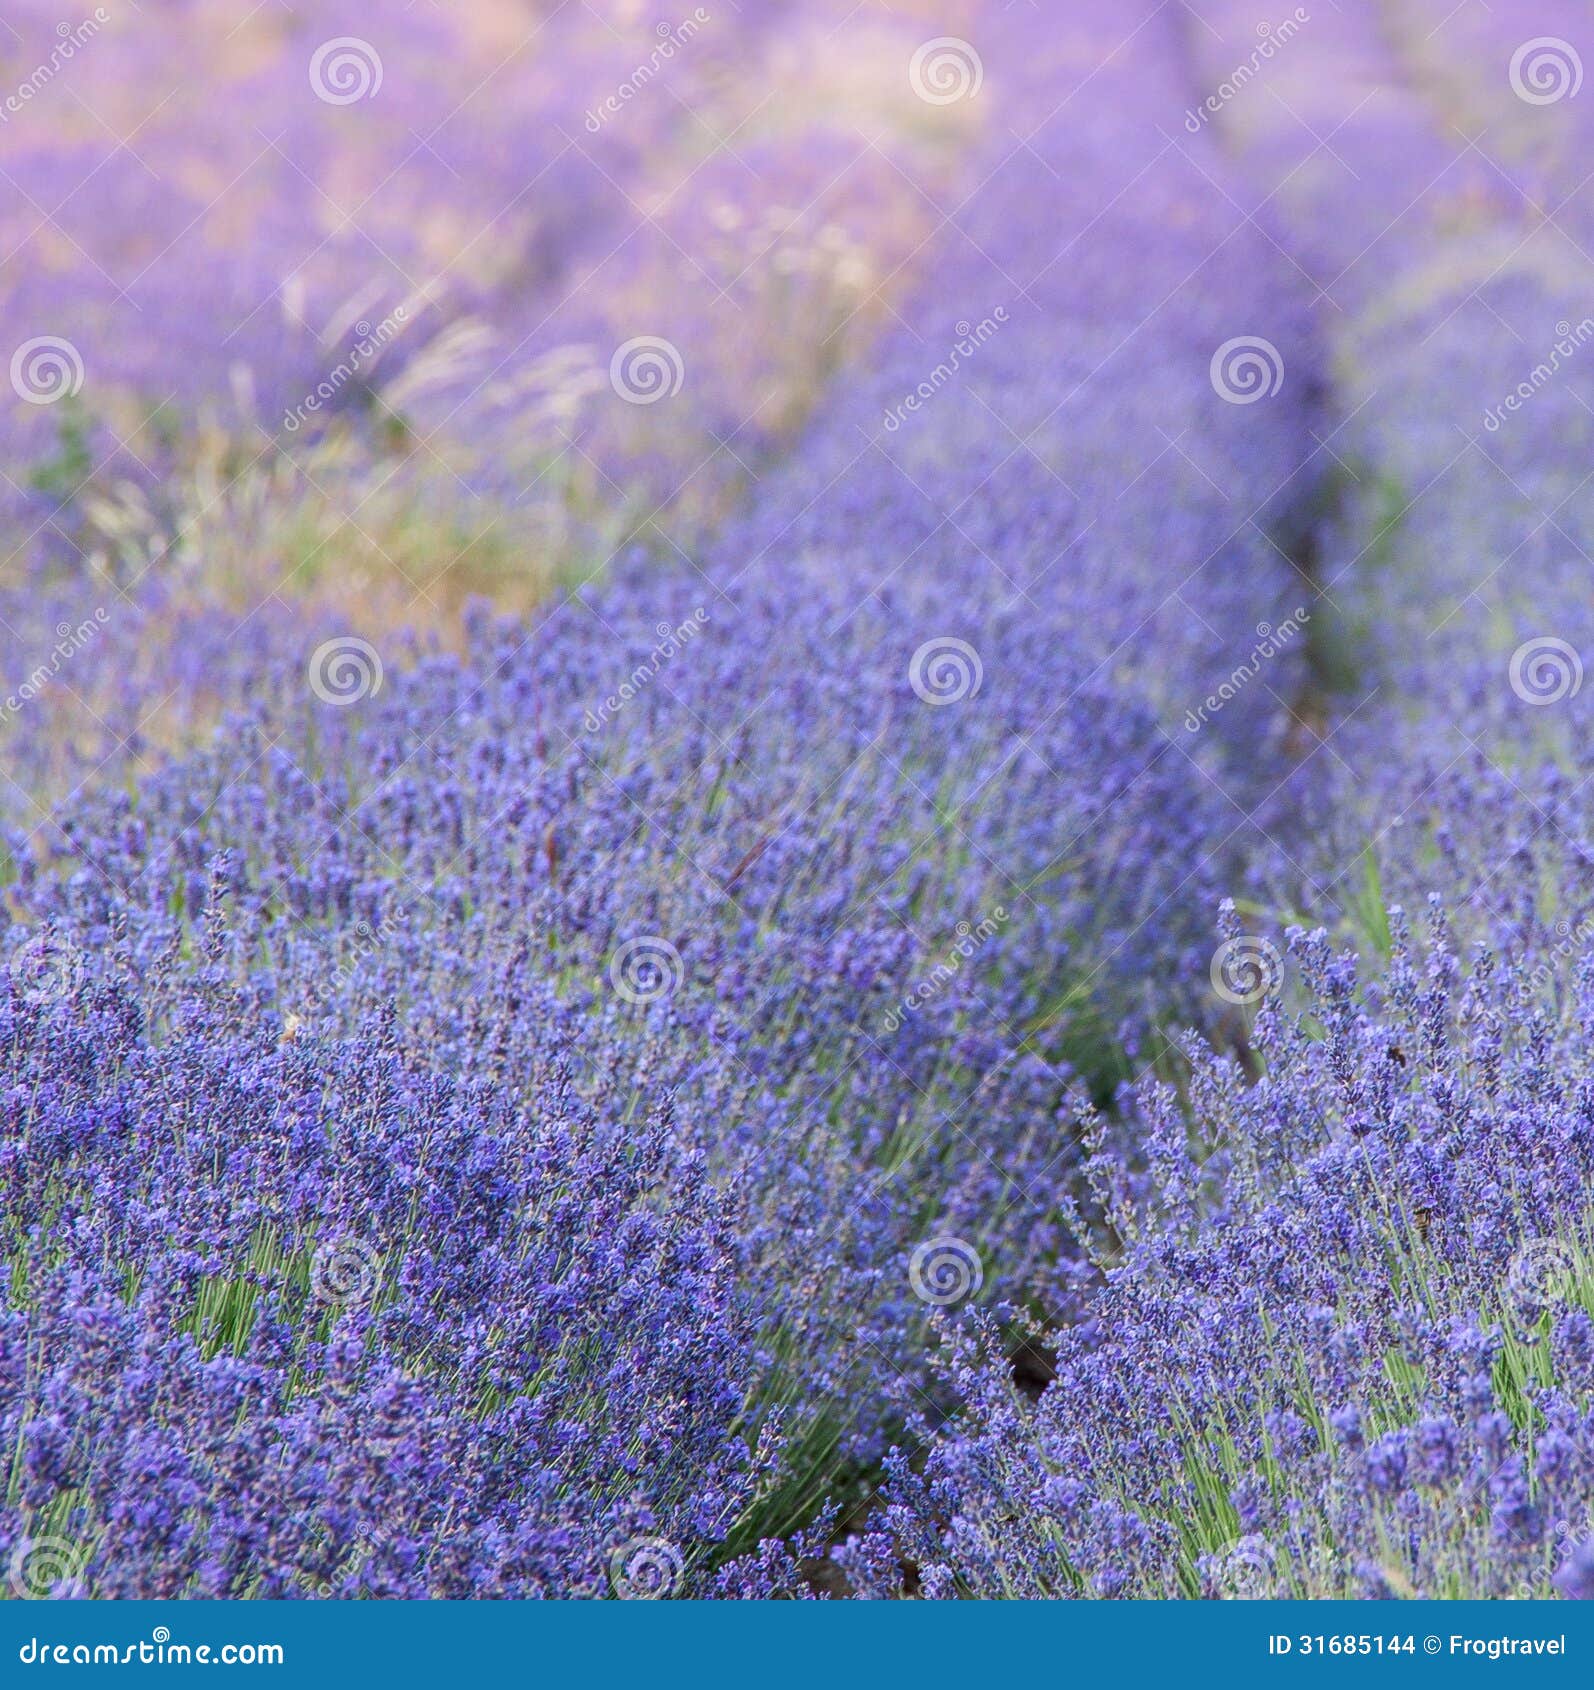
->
0 0 975 816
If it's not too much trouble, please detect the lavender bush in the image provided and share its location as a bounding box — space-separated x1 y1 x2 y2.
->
4 0 1594 1601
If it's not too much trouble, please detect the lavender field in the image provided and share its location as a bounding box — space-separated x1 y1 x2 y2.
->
3 0 1594 1604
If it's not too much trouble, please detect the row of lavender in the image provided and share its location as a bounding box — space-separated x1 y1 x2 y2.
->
0 2 1331 1595
840 0 1594 1599
0 0 952 823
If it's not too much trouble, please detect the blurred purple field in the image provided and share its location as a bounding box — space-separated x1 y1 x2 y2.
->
3 0 1594 1603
